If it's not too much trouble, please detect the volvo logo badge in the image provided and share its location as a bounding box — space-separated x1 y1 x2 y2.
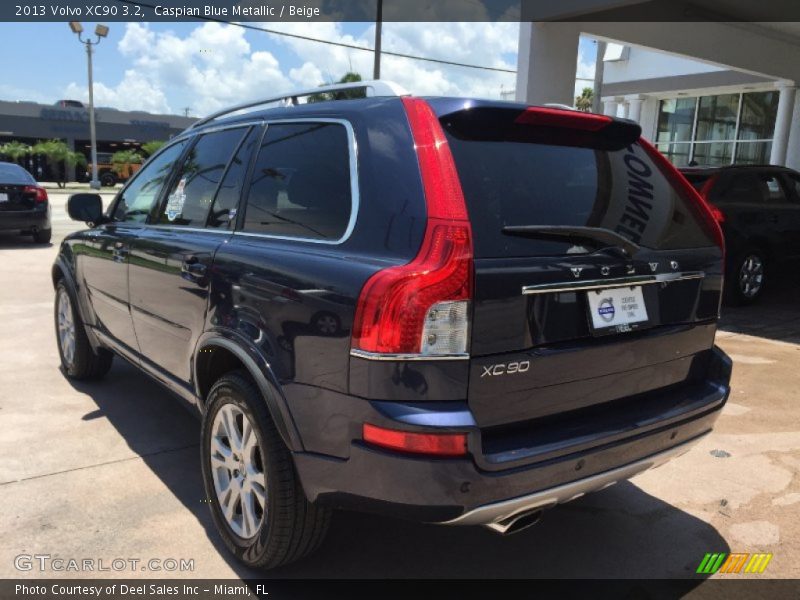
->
670 261 680 270
600 266 610 276
571 267 583 278
649 262 659 272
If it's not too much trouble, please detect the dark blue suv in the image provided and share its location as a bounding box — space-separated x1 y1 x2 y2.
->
53 81 732 569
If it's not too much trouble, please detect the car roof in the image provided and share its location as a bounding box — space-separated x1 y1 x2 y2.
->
679 164 796 175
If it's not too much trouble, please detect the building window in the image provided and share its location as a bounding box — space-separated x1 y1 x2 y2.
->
656 91 779 167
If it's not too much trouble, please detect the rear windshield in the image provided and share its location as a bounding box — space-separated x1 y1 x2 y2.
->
446 136 716 258
0 163 35 184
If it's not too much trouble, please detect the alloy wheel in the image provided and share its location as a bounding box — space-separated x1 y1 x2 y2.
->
209 404 267 539
56 288 76 367
738 254 764 298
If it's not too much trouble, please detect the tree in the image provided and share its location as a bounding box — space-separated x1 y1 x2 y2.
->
0 141 32 163
575 87 594 112
140 141 166 158
31 140 86 188
307 72 365 104
111 150 143 177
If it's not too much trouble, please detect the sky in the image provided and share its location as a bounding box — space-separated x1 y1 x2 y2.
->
0 21 597 117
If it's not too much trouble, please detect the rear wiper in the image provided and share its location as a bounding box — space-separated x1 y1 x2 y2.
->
501 225 640 257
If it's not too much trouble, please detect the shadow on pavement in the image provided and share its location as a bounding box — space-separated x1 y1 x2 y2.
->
0 231 52 249
67 359 728 581
719 270 800 344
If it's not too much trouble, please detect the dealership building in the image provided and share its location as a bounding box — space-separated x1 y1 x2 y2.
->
515 17 800 172
0 100 195 180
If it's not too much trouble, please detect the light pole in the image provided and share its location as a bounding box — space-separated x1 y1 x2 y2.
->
69 21 108 190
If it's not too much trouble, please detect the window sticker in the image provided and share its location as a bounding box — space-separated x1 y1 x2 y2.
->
166 177 187 222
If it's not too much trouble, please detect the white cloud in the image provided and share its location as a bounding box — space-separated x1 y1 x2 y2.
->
57 21 597 115
64 70 170 113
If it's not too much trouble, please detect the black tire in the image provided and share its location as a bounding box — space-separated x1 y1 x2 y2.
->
54 280 113 380
725 248 767 306
33 228 52 244
100 172 116 187
201 371 331 570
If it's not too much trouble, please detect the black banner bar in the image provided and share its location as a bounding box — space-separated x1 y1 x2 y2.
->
5 0 800 23
2 579 800 600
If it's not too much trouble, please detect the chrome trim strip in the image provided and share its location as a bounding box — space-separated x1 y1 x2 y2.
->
350 349 470 362
232 118 360 246
145 225 232 235
443 435 707 532
522 271 705 295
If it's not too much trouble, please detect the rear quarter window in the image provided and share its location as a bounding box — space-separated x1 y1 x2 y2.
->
446 135 716 257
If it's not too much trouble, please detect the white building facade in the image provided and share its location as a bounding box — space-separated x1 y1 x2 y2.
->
514 20 800 172
600 45 798 170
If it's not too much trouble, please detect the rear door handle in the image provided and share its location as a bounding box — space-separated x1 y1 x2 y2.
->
181 256 208 279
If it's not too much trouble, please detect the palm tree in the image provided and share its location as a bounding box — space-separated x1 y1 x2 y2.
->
307 72 365 103
0 141 32 163
111 150 143 177
141 141 165 158
32 140 87 188
575 87 594 112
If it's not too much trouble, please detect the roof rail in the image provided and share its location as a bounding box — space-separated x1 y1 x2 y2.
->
188 80 409 130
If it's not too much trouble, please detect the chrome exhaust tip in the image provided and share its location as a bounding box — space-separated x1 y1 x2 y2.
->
484 508 543 535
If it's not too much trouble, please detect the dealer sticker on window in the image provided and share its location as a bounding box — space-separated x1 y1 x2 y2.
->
165 178 187 221
587 286 649 333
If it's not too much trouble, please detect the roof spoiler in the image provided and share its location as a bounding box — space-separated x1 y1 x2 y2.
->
440 105 642 151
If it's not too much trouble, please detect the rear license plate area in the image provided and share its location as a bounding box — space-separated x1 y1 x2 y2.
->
586 285 650 335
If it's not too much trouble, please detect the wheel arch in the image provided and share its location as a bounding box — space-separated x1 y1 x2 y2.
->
194 331 304 452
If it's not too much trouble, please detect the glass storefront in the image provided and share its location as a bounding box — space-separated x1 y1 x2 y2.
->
656 90 779 167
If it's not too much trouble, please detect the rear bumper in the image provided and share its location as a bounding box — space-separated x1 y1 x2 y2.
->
292 369 729 524
0 208 50 231
444 435 703 531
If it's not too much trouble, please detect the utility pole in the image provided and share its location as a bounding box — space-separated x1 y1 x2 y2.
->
69 22 109 190
373 0 383 79
183 107 192 117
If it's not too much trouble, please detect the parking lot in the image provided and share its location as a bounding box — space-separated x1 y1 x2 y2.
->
1 188 798 579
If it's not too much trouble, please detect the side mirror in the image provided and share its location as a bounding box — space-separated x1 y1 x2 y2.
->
67 193 104 224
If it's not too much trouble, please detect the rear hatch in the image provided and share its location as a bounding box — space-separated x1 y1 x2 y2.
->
433 101 724 433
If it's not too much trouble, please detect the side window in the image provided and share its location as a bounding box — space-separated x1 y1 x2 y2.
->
158 127 248 227
760 173 788 204
208 127 260 229
112 141 187 223
718 173 764 204
782 173 800 203
242 122 352 241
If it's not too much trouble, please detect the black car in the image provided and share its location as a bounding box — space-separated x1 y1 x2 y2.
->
53 81 732 569
681 165 800 304
0 162 51 243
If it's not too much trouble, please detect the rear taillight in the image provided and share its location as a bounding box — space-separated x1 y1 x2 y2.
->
514 106 612 131
362 423 468 457
639 139 725 256
24 185 48 203
351 98 473 357
698 175 725 224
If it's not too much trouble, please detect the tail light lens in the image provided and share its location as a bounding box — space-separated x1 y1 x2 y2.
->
698 175 725 224
351 98 473 356
363 423 468 457
639 139 725 257
24 185 48 203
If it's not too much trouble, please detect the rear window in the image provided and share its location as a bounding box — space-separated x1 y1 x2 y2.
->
446 135 717 257
0 163 35 184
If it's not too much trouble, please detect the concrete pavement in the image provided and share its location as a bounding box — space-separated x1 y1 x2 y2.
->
0 190 798 579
